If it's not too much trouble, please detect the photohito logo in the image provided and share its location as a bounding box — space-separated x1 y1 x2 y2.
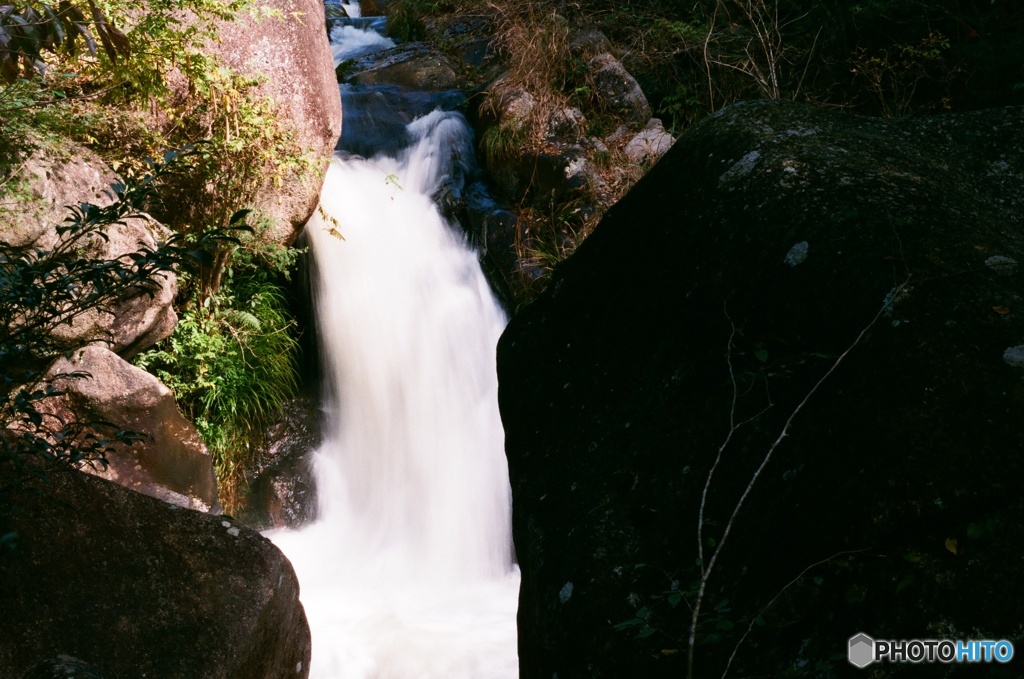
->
848 633 1014 667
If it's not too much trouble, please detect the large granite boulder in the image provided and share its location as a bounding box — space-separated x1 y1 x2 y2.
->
498 101 1024 677
212 0 342 243
43 345 218 511
0 467 310 679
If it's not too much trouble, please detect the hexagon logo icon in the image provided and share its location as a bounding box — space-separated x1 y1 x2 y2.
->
848 633 875 668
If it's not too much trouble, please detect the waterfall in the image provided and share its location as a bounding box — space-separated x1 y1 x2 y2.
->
270 12 520 679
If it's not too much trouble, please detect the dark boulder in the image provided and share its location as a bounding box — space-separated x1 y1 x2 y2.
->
488 149 591 207
464 181 546 311
586 52 651 125
0 467 310 679
498 100 1024 678
566 28 649 124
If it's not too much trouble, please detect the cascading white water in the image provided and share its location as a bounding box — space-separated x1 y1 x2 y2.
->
329 25 394 66
270 45 520 677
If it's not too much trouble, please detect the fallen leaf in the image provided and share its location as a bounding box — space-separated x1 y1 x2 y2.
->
993 306 1011 315
944 537 958 555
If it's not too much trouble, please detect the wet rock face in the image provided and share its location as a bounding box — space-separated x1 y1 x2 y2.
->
0 468 310 679
464 181 534 303
337 86 465 157
342 42 465 91
236 396 323 530
251 465 317 528
498 101 1024 678
335 39 467 157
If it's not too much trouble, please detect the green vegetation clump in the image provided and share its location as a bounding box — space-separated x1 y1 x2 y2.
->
2 1 240 153
478 121 527 167
136 228 302 513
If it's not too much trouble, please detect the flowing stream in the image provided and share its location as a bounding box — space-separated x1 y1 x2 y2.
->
270 9 520 678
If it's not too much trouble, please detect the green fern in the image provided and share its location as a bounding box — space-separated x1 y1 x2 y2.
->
223 309 261 332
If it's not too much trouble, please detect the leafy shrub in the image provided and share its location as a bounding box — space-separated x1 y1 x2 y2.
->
850 31 959 117
0 2 130 84
1 1 239 137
